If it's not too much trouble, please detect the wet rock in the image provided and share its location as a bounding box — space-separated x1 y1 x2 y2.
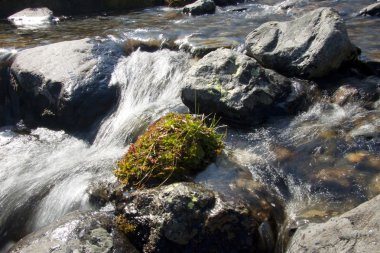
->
117 182 268 253
9 211 138 253
10 38 123 131
165 0 196 7
0 49 17 68
87 181 115 208
245 8 359 79
332 85 360 106
287 194 380 253
314 167 363 189
183 0 216 16
8 8 54 26
181 48 314 126
276 0 308 10
124 38 178 55
358 2 380 17
177 37 239 58
214 0 244 7
332 76 380 108
0 49 17 126
369 174 380 197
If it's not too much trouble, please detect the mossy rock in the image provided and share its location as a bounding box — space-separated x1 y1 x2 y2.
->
114 113 224 188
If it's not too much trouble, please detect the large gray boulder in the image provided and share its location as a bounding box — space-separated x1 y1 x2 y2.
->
287 194 380 253
181 48 315 126
9 211 138 253
183 0 216 16
116 182 275 253
11 38 123 131
359 2 380 16
245 8 359 79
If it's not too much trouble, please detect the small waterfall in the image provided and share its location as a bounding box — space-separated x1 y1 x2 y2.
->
0 49 190 247
94 49 190 147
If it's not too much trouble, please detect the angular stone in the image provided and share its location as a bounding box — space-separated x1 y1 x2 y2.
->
183 0 216 16
245 8 358 79
181 48 315 126
287 194 380 253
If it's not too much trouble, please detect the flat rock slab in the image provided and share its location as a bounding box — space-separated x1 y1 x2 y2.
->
287 194 380 253
11 38 123 131
245 7 358 79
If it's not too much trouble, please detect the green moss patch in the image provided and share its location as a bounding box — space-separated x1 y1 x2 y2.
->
114 113 224 188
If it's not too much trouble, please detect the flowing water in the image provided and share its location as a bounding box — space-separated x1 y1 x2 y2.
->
0 0 379 251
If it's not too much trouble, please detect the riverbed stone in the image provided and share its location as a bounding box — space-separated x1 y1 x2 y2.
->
0 0 162 18
359 2 380 16
181 48 315 126
183 0 216 16
287 194 380 253
116 182 271 253
10 38 123 131
245 7 359 79
9 211 138 253
8 8 54 26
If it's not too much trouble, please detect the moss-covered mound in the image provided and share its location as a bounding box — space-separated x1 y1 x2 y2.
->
114 113 224 188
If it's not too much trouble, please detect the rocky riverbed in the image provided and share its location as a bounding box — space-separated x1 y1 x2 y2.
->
0 0 379 252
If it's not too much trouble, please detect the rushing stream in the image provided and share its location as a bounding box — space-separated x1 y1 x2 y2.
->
0 0 379 252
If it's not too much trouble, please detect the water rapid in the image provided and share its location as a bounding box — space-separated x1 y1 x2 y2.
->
0 49 190 248
0 0 379 251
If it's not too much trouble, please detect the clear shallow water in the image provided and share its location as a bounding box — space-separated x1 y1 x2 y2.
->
0 0 379 60
0 0 379 251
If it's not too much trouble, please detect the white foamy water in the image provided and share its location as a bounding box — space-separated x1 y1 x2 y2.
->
0 49 190 245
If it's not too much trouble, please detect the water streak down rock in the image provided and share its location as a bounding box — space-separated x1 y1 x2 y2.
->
10 38 123 131
245 7 359 79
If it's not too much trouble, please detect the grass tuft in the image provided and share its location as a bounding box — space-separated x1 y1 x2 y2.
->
114 113 224 188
